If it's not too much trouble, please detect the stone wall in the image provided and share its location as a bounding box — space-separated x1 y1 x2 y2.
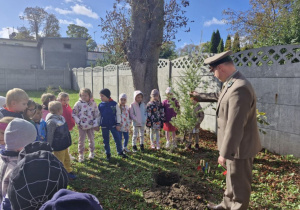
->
231 44 300 157
0 68 72 91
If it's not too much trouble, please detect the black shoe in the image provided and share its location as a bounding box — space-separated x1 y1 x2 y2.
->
195 143 200 150
207 203 225 210
106 153 111 162
132 145 138 152
140 144 145 152
119 152 128 158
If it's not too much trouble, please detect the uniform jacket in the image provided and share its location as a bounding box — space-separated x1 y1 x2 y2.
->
194 71 261 160
72 100 99 130
46 114 72 151
146 100 165 129
129 91 147 127
119 105 131 132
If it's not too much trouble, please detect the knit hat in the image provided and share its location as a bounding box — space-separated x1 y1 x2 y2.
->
8 150 68 210
0 96 5 107
150 89 160 97
18 141 53 162
100 88 111 99
4 118 36 151
40 189 103 210
165 87 172 94
119 93 127 100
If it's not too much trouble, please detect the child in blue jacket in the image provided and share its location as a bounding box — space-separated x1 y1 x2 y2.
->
98 89 127 161
32 104 47 142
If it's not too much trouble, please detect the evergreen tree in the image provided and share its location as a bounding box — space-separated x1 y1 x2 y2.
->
217 38 224 53
232 32 241 52
169 56 211 140
209 31 218 53
215 29 221 49
224 35 231 51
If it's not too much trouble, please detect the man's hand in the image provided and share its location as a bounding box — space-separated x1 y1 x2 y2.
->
94 127 100 131
116 125 121 131
218 156 227 168
189 91 198 97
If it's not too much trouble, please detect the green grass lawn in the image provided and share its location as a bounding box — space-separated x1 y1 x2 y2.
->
1 89 299 209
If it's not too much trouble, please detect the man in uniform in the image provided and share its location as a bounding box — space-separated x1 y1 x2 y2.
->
191 51 261 210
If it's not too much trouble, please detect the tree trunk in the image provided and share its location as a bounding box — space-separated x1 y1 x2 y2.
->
126 0 164 102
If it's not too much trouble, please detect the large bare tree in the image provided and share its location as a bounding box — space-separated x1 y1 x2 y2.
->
23 7 48 40
100 0 190 101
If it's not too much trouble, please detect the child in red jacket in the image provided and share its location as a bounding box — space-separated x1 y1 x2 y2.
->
57 92 75 160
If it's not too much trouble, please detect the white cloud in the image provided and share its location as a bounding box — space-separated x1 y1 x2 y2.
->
54 4 99 19
71 4 99 19
59 19 74 25
0 27 18 38
55 8 73 15
75 18 92 28
45 6 53 11
65 0 82 3
59 18 92 28
203 17 226 27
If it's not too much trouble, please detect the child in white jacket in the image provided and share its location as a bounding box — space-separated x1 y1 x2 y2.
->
129 91 147 152
72 88 99 163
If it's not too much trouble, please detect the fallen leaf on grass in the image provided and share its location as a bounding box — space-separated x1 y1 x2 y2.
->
119 187 130 193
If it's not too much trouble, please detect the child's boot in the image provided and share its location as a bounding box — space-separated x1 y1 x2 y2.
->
165 141 170 148
78 154 84 163
140 144 145 152
88 152 95 159
132 145 138 152
123 147 131 153
106 153 111 162
156 143 160 150
119 152 128 158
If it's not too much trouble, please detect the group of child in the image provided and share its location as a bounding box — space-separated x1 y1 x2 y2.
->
0 91 103 209
0 86 204 208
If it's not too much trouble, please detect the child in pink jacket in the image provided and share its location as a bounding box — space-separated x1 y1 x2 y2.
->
72 88 99 162
129 91 147 152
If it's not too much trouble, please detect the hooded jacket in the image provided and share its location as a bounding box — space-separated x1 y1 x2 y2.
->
72 99 99 130
129 91 147 127
46 114 71 151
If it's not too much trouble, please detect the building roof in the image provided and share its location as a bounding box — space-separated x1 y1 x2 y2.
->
0 38 38 47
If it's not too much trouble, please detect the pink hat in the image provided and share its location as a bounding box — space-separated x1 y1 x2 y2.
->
150 89 159 97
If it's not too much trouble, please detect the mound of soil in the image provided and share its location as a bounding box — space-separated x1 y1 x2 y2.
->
145 171 211 209
144 183 207 209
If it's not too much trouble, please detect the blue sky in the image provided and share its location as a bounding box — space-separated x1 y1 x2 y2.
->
0 0 250 49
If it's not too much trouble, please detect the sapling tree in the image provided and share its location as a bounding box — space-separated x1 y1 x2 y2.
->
168 56 212 140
